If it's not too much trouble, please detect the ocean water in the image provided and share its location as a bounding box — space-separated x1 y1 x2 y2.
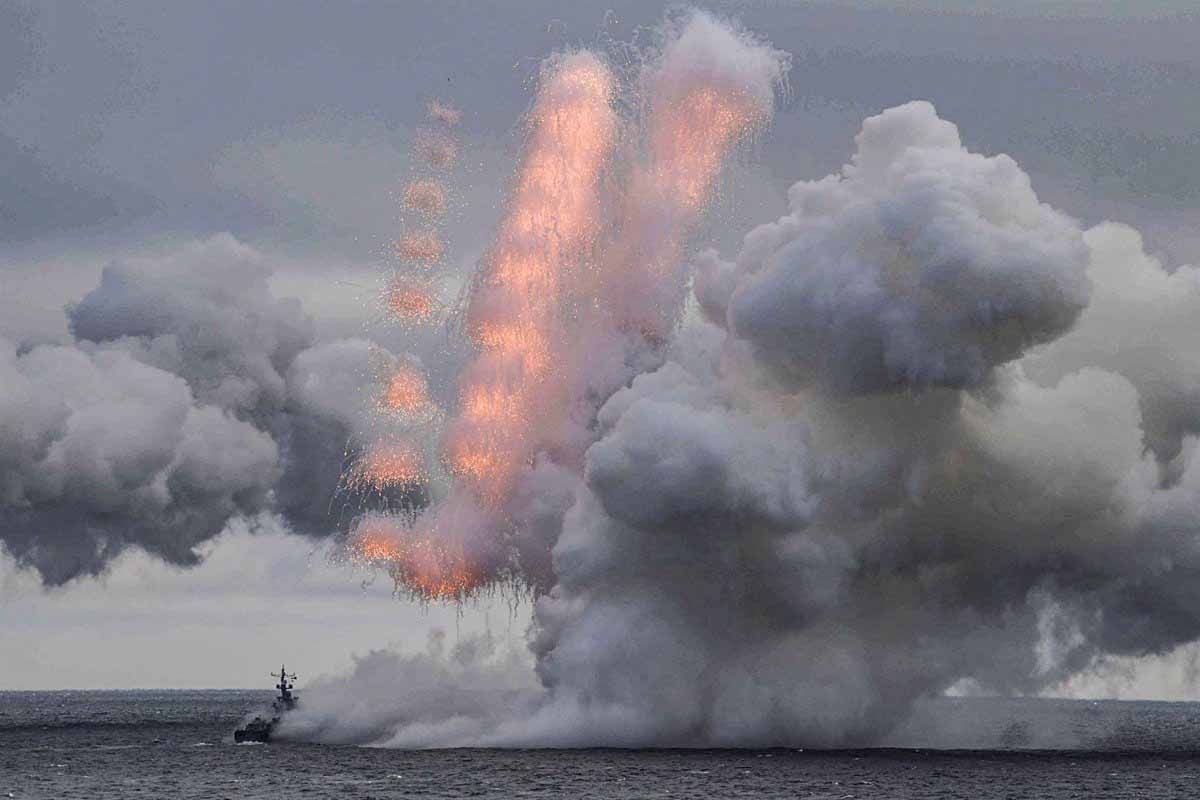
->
2 691 1199 798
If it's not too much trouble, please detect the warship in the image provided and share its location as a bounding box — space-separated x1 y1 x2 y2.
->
233 665 298 743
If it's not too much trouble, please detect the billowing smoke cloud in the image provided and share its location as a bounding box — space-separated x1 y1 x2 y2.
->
287 90 1200 748
0 337 279 585
696 101 1091 394
1023 222 1200 467
0 234 408 584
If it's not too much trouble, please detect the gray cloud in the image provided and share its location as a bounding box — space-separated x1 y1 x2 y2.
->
69 235 313 416
0 234 412 584
0 337 279 584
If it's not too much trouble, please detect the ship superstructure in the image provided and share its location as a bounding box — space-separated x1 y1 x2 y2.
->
233 665 298 743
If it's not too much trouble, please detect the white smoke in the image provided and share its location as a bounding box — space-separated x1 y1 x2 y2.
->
287 98 1200 748
279 631 540 747
1023 222 1200 467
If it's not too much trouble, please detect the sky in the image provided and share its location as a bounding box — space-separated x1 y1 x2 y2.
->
2 0 1200 694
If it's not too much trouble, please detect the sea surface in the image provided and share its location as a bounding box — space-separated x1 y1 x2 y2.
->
2 690 1199 798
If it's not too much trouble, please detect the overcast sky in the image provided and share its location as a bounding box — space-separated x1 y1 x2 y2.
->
3 0 1199 692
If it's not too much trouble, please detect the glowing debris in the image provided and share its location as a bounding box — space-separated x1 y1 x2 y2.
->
402 179 448 218
444 53 617 505
383 275 437 324
379 364 431 417
349 514 488 602
394 230 445 265
416 129 459 168
347 441 425 494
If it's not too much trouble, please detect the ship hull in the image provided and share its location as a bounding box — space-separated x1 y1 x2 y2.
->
233 727 271 743
234 717 276 743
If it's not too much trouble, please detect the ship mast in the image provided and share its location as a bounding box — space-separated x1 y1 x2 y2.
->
270 665 297 705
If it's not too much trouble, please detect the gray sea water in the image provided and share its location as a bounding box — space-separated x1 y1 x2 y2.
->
2 690 1199 798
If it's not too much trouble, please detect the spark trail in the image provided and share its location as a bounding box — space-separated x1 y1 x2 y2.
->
346 441 425 495
444 51 617 505
599 13 780 339
394 231 445 266
383 275 437 325
403 180 448 218
350 512 482 601
345 15 783 603
379 363 431 418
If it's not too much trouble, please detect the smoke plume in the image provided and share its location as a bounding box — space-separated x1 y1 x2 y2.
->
288 39 1200 746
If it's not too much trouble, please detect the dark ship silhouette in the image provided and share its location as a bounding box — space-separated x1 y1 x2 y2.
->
234 665 297 743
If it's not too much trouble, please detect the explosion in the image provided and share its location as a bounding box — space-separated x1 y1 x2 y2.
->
648 86 767 212
597 18 779 340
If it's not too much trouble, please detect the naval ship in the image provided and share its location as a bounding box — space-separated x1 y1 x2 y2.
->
234 665 298 743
